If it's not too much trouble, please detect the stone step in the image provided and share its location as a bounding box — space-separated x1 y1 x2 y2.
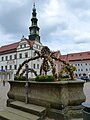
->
10 101 46 117
0 107 40 120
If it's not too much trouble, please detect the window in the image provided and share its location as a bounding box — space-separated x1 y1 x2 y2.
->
20 45 22 48
81 64 82 66
10 65 12 70
75 64 77 66
37 64 39 69
24 44 26 48
14 65 17 70
14 54 17 59
81 69 83 71
19 53 22 58
5 66 7 70
33 64 35 69
78 69 80 71
6 56 8 60
78 64 79 66
25 52 28 58
86 69 88 71
2 57 4 61
10 55 12 60
85 63 87 66
1 66 3 70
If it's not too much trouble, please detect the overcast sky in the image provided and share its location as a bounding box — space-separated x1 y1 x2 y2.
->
0 0 90 54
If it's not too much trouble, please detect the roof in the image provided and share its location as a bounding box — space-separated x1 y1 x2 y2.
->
52 50 61 59
0 38 35 55
26 39 34 48
60 51 90 62
0 42 19 53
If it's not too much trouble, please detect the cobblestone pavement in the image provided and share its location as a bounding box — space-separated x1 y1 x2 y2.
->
0 81 10 111
83 81 90 102
0 81 90 120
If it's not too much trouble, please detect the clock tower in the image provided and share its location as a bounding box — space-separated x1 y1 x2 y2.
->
29 3 40 42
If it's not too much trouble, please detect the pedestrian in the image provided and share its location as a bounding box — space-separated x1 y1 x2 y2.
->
3 80 5 86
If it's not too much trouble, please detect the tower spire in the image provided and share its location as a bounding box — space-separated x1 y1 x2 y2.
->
33 2 35 10
29 3 40 42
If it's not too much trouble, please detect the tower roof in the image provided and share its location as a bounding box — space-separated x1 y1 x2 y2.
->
33 2 36 11
29 3 40 42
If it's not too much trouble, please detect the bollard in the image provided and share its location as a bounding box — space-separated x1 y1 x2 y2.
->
82 102 90 120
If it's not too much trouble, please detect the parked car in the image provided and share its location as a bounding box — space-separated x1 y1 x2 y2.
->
81 76 89 82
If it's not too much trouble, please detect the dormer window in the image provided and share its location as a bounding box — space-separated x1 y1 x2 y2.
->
20 45 22 48
24 44 26 48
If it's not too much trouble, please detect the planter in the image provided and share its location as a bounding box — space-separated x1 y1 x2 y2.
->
7 79 85 119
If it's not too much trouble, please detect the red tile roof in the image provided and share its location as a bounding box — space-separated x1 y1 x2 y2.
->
28 40 34 48
60 51 90 62
0 42 19 53
0 38 35 54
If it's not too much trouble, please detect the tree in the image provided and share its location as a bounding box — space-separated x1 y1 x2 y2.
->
59 64 76 79
16 46 76 80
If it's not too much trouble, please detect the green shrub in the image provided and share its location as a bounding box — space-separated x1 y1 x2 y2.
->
14 75 26 81
35 75 55 82
28 78 36 81
61 75 69 78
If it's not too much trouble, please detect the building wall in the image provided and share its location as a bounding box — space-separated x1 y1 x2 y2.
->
70 60 90 77
0 39 43 80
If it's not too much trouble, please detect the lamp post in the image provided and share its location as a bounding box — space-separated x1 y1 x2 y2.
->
25 63 28 104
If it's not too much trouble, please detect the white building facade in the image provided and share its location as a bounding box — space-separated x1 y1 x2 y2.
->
0 4 43 80
61 52 90 78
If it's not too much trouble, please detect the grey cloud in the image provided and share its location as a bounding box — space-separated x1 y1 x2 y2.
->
74 38 90 44
0 0 33 36
0 0 49 40
0 0 90 54
40 21 68 43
